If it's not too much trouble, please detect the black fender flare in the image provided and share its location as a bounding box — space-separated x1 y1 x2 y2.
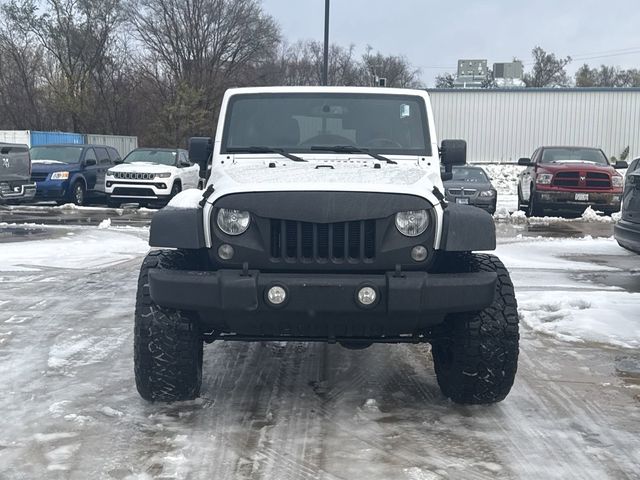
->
439 203 496 251
149 207 206 249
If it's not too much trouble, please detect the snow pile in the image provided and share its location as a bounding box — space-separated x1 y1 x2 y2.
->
167 189 204 209
518 291 640 348
0 228 149 271
497 236 640 348
478 163 524 196
97 218 111 229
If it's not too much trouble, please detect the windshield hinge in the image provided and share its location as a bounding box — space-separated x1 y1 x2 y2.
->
432 186 447 209
198 185 215 208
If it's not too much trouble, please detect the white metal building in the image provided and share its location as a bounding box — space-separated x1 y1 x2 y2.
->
428 88 640 163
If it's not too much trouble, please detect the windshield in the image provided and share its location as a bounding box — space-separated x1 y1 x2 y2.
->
124 149 177 166
30 146 83 163
541 148 609 165
451 167 489 182
222 93 431 156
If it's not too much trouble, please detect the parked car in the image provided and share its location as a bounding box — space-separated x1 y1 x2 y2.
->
443 165 497 213
517 146 626 217
30 144 121 205
105 148 201 207
0 143 36 204
614 157 640 253
135 86 519 406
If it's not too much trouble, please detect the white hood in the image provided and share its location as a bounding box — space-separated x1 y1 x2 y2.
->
109 162 177 173
208 158 443 199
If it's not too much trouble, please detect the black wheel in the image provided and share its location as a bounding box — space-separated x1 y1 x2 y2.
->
526 187 542 217
70 182 85 206
134 250 203 402
517 185 526 212
431 253 519 405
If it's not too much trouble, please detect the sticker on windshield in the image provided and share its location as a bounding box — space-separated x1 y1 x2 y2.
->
400 104 411 118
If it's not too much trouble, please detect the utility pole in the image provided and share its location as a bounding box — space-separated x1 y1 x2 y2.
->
322 0 330 86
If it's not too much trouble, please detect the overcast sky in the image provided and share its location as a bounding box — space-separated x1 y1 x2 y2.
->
261 0 640 86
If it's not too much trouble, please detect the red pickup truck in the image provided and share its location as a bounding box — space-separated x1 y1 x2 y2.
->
517 146 627 217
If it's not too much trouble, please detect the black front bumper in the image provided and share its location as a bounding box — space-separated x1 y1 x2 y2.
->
614 219 640 253
148 268 497 339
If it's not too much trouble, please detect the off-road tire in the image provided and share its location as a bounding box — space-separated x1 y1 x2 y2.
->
134 250 203 402
431 253 519 405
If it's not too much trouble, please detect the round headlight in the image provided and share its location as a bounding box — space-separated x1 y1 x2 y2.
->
395 210 429 237
216 208 251 235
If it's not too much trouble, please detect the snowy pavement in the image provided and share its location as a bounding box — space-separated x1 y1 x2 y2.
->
1 212 639 479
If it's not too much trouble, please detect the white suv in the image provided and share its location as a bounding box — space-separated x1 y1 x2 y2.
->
105 148 201 207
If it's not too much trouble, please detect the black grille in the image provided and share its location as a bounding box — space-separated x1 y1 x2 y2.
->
552 171 579 187
586 172 611 188
112 187 156 197
270 220 376 262
31 173 48 182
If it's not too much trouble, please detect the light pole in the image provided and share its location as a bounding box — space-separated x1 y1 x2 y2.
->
322 0 329 86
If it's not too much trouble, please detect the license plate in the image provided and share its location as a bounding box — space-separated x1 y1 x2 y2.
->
456 197 469 204
575 193 589 201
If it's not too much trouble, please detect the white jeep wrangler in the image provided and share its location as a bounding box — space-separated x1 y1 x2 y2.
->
135 86 519 405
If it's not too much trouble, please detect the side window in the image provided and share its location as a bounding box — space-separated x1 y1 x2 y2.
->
179 151 190 166
95 147 111 165
84 148 97 165
108 148 121 163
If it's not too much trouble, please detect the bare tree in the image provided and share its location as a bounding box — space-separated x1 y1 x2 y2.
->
434 73 455 89
128 0 280 145
0 4 45 128
361 47 423 88
3 0 124 131
523 46 571 87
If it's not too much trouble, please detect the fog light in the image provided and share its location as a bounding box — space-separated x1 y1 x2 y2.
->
267 286 287 305
218 244 234 260
411 245 428 262
357 286 377 306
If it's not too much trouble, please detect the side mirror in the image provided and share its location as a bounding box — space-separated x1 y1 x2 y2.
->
114 159 124 165
518 157 532 166
614 160 628 169
440 140 466 167
179 160 192 167
189 137 213 176
85 158 97 167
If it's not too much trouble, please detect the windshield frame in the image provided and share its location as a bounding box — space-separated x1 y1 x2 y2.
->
30 146 84 164
123 149 179 166
220 92 432 157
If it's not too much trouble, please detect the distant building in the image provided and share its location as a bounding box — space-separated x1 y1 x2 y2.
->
493 61 525 88
454 59 488 88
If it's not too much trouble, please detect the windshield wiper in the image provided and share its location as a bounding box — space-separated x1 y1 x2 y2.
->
227 146 306 162
309 145 397 165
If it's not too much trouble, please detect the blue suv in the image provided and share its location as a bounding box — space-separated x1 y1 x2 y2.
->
30 144 122 205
